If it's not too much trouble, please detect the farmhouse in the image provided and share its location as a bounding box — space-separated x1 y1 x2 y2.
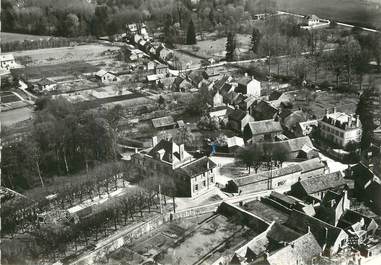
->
252 100 278 121
289 171 348 201
298 157 326 178
228 109 254 133
131 139 217 197
244 119 283 143
95 70 119 83
36 78 57 91
0 54 17 71
235 76 261 97
286 209 348 256
226 164 303 194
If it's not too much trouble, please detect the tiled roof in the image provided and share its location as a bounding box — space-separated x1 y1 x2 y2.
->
213 75 230 91
252 100 278 118
151 116 176 128
238 76 257 86
247 119 282 135
147 139 192 164
266 232 322 265
286 209 345 248
37 77 55 86
220 83 233 96
228 109 248 122
227 136 245 148
266 222 301 243
270 191 299 206
175 156 216 178
299 157 325 173
337 209 377 231
298 171 345 194
233 164 302 187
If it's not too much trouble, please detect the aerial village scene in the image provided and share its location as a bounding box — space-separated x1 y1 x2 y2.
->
1 0 381 265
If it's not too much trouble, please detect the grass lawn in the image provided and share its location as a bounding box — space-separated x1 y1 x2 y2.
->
178 34 251 59
7 44 120 66
1 32 53 43
11 61 99 80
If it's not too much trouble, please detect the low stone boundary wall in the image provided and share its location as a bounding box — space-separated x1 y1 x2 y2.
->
69 203 219 265
217 202 270 232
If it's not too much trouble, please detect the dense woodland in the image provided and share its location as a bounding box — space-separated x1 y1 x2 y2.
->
1 0 277 37
1 97 124 191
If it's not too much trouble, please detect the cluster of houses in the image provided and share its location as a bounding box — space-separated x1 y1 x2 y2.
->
215 166 379 265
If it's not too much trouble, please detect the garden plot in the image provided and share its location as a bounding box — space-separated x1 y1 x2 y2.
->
91 86 133 99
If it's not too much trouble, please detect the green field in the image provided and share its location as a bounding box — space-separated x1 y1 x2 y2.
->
1 32 53 43
275 0 381 29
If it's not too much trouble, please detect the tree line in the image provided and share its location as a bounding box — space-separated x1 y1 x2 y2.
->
2 0 277 39
2 163 178 264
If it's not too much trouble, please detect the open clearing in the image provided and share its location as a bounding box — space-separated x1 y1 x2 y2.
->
0 107 33 126
6 44 120 66
178 34 251 59
1 32 53 43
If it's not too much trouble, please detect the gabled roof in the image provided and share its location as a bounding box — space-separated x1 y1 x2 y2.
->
286 209 345 248
253 100 278 117
95 69 109 77
299 157 325 174
337 209 378 231
147 139 192 164
37 77 55 86
151 116 176 128
283 110 308 131
224 90 240 104
228 109 249 122
286 136 314 153
233 164 302 187
227 136 245 148
175 156 216 178
246 119 282 136
270 191 299 206
321 190 343 208
0 54 15 61
220 83 233 97
212 75 231 91
237 76 259 86
266 232 322 265
297 171 346 194
266 222 302 243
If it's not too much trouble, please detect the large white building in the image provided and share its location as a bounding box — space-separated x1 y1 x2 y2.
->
318 108 362 148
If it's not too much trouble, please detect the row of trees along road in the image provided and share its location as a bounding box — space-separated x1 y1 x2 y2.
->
2 163 178 264
1 97 124 191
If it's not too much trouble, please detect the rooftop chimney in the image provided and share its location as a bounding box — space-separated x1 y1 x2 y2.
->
325 109 329 116
348 114 353 127
307 226 311 233
356 115 360 127
207 159 210 170
179 144 185 161
152 136 158 147
245 72 248 77
333 107 337 113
